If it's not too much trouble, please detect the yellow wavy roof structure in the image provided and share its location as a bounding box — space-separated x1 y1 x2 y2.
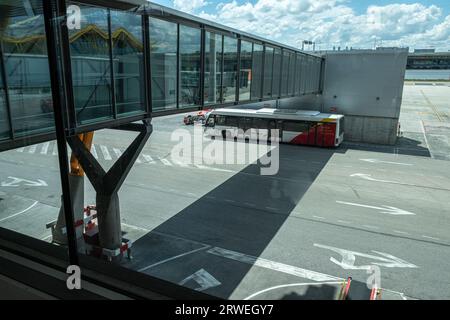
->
1 23 143 52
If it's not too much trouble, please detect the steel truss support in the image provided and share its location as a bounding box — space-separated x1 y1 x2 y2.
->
67 119 152 251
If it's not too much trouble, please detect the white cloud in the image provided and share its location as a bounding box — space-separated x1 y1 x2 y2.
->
182 0 450 51
173 0 208 13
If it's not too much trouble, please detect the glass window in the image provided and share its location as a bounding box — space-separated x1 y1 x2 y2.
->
284 121 309 132
179 25 201 108
251 44 263 100
216 115 226 126
0 61 9 140
295 54 302 95
253 118 268 129
239 41 252 102
272 48 282 98
301 55 307 94
288 52 296 96
225 116 238 127
281 51 290 97
2 0 54 135
263 46 274 99
0 0 67 253
204 32 223 105
69 4 113 125
150 18 178 111
223 36 238 103
110 10 145 117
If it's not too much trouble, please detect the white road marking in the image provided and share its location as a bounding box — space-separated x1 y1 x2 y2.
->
142 154 155 164
360 159 413 166
52 143 58 156
336 200 416 216
113 148 122 158
1 177 48 187
313 216 326 220
393 230 410 235
422 235 440 241
16 147 25 153
314 243 418 270
244 281 344 300
41 142 50 155
0 201 39 223
160 158 173 166
91 145 98 159
207 247 342 282
179 269 221 291
138 245 210 273
337 220 351 224
420 120 433 159
28 145 37 154
363 225 380 230
350 173 402 185
195 164 234 173
100 145 112 161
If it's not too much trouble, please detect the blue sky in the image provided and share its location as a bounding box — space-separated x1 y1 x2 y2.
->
149 0 450 51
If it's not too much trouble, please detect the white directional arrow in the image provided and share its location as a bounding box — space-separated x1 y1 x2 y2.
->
336 201 416 215
350 173 399 184
179 269 221 291
315 244 418 270
360 159 413 166
1 176 48 187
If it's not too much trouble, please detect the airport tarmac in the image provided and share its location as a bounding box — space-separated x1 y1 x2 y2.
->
0 84 449 300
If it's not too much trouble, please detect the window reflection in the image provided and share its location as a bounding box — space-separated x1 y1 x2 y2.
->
295 54 302 95
1 0 54 136
110 10 145 117
272 48 282 98
223 36 238 103
239 41 252 102
179 25 201 108
251 44 263 101
68 3 113 124
263 46 274 99
0 58 9 139
281 50 290 97
288 52 296 96
150 18 177 111
204 32 223 105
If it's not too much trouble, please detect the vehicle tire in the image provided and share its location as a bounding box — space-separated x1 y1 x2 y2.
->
222 131 227 140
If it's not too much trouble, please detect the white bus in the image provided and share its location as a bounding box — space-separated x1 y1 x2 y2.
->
204 108 344 147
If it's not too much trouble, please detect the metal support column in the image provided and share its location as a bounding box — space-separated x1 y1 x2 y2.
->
67 120 152 251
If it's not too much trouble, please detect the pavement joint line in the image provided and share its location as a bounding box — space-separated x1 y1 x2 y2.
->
137 245 211 273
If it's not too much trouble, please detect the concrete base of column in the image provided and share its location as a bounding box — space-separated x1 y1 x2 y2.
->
96 193 122 251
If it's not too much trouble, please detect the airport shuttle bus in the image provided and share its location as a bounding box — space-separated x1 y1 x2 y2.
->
204 108 344 147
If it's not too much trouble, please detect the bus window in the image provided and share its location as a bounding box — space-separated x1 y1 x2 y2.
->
206 116 215 127
283 121 308 132
253 118 268 129
226 116 238 127
216 115 226 126
238 117 253 130
339 118 344 136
